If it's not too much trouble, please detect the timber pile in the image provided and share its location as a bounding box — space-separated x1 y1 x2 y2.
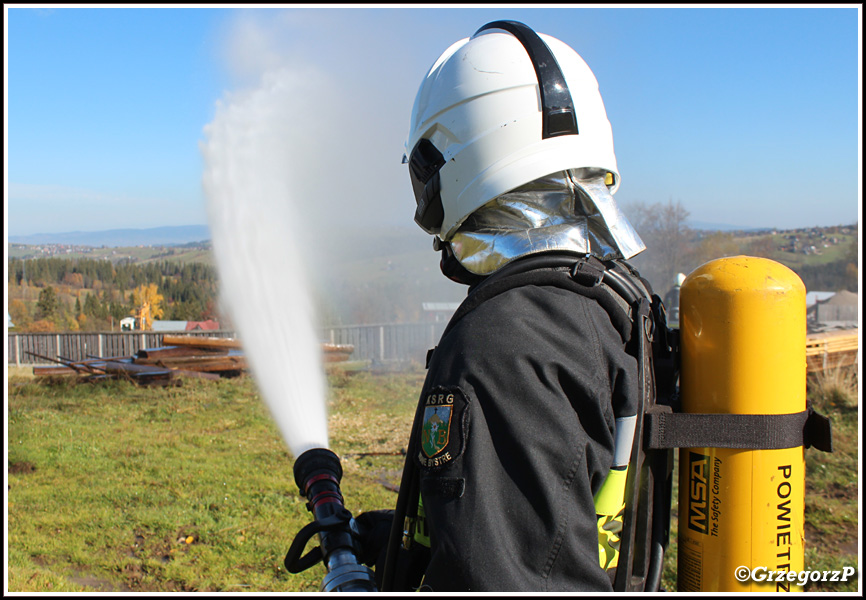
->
806 328 859 373
322 343 355 363
29 335 355 386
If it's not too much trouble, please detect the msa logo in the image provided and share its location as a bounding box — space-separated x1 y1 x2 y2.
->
687 451 709 534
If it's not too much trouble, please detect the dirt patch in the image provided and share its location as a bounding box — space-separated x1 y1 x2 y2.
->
68 569 132 592
121 561 147 588
838 539 858 556
807 480 858 502
372 468 402 493
805 521 859 556
121 527 203 591
9 461 37 474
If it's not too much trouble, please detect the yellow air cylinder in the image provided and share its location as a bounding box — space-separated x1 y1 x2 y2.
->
676 256 806 592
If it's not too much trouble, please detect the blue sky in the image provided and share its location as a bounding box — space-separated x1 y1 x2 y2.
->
5 5 862 237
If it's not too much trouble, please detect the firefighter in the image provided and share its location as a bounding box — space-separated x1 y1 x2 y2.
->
358 20 651 592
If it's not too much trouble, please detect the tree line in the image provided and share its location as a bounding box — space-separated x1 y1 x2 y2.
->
7 258 219 333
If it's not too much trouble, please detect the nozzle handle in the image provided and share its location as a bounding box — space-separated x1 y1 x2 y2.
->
284 510 352 573
287 448 378 591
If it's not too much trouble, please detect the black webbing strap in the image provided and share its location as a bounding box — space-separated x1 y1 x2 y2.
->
442 254 638 345
644 405 833 452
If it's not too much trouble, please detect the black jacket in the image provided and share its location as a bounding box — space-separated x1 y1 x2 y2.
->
410 257 639 592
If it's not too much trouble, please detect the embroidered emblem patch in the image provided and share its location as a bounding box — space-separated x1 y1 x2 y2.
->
416 386 468 470
422 404 453 458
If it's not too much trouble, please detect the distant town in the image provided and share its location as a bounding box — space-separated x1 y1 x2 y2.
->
7 241 213 262
692 223 856 256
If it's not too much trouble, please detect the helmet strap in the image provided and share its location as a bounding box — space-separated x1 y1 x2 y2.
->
474 20 578 139
436 239 486 287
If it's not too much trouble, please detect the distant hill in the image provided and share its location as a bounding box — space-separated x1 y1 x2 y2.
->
8 225 211 247
3 220 775 248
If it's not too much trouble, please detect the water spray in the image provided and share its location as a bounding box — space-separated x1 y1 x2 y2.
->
202 66 373 590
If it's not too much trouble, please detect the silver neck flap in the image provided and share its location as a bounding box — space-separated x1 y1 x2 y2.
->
448 171 645 276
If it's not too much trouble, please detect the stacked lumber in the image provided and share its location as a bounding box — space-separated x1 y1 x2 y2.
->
806 328 859 373
322 343 355 363
29 335 355 385
138 335 247 376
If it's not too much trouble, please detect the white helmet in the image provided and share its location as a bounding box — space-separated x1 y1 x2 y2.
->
405 20 620 241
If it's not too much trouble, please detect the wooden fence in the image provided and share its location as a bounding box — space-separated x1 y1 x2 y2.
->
7 322 449 367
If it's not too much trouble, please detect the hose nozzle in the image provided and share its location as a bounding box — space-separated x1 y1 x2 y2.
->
285 448 377 592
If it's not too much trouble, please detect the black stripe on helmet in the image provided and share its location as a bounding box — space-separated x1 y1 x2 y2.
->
474 20 578 139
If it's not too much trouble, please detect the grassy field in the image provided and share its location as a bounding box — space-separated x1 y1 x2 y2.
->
6 363 859 593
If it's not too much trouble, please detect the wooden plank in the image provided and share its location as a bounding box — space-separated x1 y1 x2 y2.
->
322 344 355 353
136 345 228 359
161 335 243 350
32 365 79 376
103 361 174 376
322 343 354 363
134 355 247 372
323 351 353 363
804 329 858 373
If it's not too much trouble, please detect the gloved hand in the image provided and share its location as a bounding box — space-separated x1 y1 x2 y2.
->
354 509 395 568
354 509 430 591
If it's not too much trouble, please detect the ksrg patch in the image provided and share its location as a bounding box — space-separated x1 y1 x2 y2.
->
416 386 468 470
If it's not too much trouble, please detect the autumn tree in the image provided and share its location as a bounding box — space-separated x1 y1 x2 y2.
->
30 319 56 333
130 283 164 330
8 299 32 329
62 272 85 288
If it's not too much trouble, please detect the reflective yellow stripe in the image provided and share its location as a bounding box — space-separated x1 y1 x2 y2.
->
595 466 628 570
413 498 431 548
597 512 624 570
594 466 628 516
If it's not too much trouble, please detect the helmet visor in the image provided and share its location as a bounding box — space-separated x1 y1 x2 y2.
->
407 139 446 233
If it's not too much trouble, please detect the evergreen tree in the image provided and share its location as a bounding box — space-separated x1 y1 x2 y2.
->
36 286 59 320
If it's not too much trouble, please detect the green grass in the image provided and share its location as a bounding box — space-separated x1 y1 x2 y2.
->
6 364 858 592
801 365 859 593
7 370 422 592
